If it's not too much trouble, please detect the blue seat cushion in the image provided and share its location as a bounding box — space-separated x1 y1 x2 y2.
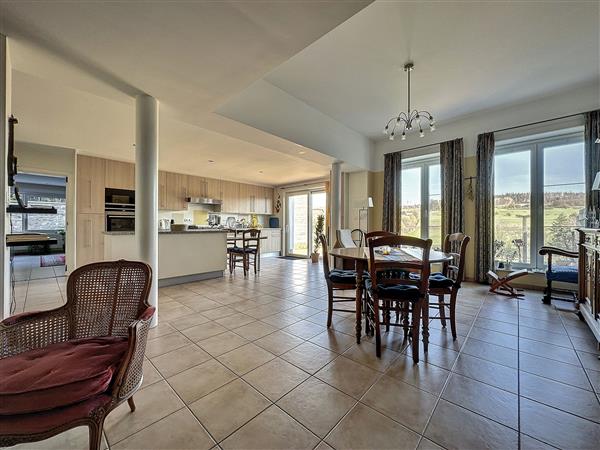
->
365 278 420 301
229 246 257 254
329 269 368 285
408 272 454 288
376 269 409 281
547 265 578 284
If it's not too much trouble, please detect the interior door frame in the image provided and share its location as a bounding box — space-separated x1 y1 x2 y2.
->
285 188 326 258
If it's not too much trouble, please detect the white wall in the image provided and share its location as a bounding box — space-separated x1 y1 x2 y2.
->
1 34 11 318
372 81 600 169
15 142 76 274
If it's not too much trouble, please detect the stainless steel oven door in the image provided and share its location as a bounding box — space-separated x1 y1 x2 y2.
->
106 213 135 232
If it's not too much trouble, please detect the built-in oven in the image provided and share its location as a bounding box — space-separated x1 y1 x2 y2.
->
106 212 135 232
105 188 135 231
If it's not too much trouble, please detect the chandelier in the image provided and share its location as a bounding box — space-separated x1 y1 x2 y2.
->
383 62 435 140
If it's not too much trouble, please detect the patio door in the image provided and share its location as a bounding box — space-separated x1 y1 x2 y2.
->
286 190 326 257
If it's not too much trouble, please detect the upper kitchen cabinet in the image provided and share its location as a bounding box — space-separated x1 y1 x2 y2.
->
221 180 239 213
105 160 135 190
263 187 274 215
164 172 188 211
158 171 168 210
77 155 105 214
187 175 207 198
206 177 221 200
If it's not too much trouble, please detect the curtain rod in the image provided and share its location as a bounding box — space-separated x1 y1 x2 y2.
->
384 112 586 156
491 112 583 134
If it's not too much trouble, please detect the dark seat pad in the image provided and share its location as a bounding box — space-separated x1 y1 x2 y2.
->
0 336 128 415
365 278 420 301
547 265 578 284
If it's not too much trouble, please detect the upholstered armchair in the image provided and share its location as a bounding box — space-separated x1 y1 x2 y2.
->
0 260 154 450
539 246 578 304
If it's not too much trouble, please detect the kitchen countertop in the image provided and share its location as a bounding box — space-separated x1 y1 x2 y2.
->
103 229 228 235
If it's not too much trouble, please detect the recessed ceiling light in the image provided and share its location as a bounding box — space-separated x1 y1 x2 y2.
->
258 170 263 174
208 159 215 163
298 150 306 155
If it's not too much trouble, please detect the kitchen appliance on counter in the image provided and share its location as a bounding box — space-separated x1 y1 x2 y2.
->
225 216 236 229
208 213 221 227
159 218 171 231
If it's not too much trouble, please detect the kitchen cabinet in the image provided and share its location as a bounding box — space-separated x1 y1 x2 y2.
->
578 228 600 344
206 177 221 199
159 171 168 210
164 172 188 211
105 160 135 190
187 175 207 198
264 187 274 215
221 180 240 213
261 228 281 254
76 213 105 267
77 155 105 214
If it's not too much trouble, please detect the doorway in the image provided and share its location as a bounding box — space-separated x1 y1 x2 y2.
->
286 190 326 258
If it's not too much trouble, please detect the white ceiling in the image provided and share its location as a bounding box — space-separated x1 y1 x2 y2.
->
262 1 600 138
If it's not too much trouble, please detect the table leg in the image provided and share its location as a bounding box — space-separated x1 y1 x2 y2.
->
355 260 364 344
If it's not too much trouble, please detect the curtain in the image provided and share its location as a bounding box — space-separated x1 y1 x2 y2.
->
584 110 600 211
475 132 495 283
440 138 464 238
382 151 402 232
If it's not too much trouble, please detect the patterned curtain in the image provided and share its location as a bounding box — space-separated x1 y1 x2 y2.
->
382 151 402 232
584 110 600 210
440 138 464 238
475 132 495 283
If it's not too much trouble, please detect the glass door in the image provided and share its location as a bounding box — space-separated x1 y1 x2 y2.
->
286 190 327 257
287 193 309 257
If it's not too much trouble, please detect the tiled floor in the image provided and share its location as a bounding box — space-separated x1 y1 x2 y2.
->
12 257 600 449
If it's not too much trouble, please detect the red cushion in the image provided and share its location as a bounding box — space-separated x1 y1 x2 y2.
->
0 336 129 415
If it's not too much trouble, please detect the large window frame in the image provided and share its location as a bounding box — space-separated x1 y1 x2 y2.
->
494 131 585 270
401 154 442 247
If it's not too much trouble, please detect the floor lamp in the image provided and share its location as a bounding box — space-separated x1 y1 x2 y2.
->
358 197 374 232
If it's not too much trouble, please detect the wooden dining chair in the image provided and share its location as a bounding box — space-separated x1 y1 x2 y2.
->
364 230 396 246
228 229 261 276
350 228 365 247
365 235 431 362
319 234 361 328
425 233 470 340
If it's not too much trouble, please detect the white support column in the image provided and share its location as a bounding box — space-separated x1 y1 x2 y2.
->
135 94 159 327
330 161 342 246
1 34 11 319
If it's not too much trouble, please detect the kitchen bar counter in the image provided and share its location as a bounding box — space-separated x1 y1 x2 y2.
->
103 231 227 286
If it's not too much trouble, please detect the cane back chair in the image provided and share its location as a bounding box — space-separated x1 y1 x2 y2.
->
0 260 154 450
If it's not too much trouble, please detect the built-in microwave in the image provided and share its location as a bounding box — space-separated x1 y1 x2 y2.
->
106 212 135 232
105 188 135 212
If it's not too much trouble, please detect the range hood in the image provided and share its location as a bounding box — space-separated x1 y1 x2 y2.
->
185 197 222 212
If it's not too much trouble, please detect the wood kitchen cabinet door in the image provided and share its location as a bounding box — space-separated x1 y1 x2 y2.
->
77 155 105 214
76 213 105 267
264 187 274 215
221 181 240 213
238 183 252 213
158 171 168 210
206 177 221 199
187 175 207 198
105 160 135 190
165 172 188 211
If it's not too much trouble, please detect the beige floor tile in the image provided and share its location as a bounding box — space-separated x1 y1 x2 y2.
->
220 405 319 450
180 321 228 342
254 329 304 355
104 381 184 445
167 359 237 404
169 312 211 331
326 403 420 450
147 322 177 340
519 352 592 390
425 399 518 450
217 343 275 375
519 337 580 365
260 311 302 328
178 295 222 312
343 342 401 372
417 437 444 450
215 312 256 329
277 377 356 438
243 358 310 401
202 305 238 320
113 408 215 449
577 349 600 371
362 374 438 433
141 359 163 388
145 332 190 358
519 433 556 450
197 330 249 356
385 353 451 395
159 304 196 322
468 326 518 350
11 426 108 450
232 320 278 340
315 355 380 399
520 397 600 449
190 378 271 442
281 341 337 374
520 371 600 423
452 353 518 393
442 373 518 429
283 319 327 339
461 337 518 368
310 329 357 354
151 344 212 378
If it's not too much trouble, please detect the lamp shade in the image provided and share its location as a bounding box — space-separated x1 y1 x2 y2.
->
593 172 600 191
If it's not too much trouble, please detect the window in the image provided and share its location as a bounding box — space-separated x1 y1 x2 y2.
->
401 155 442 248
9 192 66 233
494 131 585 269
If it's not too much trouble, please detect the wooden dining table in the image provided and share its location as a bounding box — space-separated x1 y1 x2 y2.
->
329 246 453 344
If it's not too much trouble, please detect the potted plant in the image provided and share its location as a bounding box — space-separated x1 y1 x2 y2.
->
311 214 325 263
